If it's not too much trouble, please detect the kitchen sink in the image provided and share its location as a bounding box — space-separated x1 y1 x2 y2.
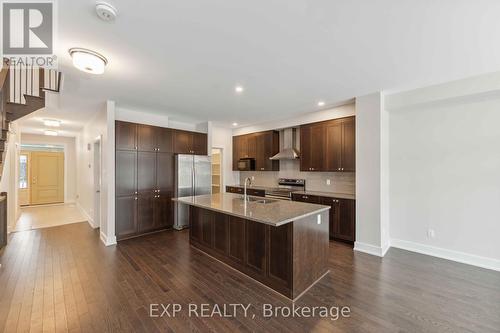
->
238 197 278 204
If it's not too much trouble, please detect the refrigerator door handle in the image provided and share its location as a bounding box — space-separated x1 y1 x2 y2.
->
192 165 196 196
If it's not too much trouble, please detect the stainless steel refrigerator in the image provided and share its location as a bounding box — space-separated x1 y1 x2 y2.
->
174 154 212 230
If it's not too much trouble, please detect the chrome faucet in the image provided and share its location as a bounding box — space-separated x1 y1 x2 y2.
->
243 177 252 202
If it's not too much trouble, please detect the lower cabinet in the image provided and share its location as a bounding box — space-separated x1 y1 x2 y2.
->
189 207 292 294
293 193 356 243
116 196 138 240
116 191 174 241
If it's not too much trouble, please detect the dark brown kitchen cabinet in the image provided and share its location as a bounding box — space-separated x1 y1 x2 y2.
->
193 132 208 155
154 191 174 229
156 127 174 152
156 152 175 190
300 116 355 172
300 123 326 172
324 121 342 171
173 130 192 154
246 222 266 274
255 131 280 171
116 196 138 239
137 124 156 152
189 207 292 295
138 193 155 232
116 150 137 196
337 199 355 242
291 193 321 204
116 121 137 151
320 196 355 243
137 152 156 193
232 131 279 171
225 186 265 197
341 117 356 172
173 130 208 155
115 121 176 241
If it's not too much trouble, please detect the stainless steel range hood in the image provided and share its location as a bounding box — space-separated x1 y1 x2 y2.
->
270 128 300 160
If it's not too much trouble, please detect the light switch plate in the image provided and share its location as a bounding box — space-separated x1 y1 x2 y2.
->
326 179 331 185
317 214 321 224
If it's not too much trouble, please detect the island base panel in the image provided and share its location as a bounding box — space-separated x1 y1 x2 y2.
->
188 206 329 300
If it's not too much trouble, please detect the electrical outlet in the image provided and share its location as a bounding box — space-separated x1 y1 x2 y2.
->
251 176 255 181
326 179 331 185
427 229 435 238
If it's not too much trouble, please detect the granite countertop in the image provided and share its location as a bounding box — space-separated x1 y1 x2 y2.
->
294 190 356 200
173 193 330 226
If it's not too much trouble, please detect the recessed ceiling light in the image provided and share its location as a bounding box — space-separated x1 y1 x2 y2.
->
44 130 58 136
235 85 244 93
232 122 238 126
69 48 108 74
317 101 325 107
96 1 118 21
43 119 61 127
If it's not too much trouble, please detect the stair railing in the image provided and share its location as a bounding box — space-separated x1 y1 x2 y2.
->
8 62 61 104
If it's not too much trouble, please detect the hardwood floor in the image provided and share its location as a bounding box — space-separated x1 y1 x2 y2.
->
0 222 499 332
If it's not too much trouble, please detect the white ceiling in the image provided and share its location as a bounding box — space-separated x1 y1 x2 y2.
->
18 0 500 135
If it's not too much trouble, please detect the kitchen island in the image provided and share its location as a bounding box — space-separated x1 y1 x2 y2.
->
174 193 330 301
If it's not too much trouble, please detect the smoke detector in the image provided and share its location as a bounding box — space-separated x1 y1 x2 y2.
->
96 1 117 21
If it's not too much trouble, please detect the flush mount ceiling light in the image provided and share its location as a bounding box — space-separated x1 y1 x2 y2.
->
44 130 58 136
69 48 108 74
43 119 61 127
235 85 244 94
317 101 325 107
232 122 238 126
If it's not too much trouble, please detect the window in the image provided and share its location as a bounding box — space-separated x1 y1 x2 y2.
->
19 155 28 189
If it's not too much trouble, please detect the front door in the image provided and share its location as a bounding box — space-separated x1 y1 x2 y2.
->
31 151 64 205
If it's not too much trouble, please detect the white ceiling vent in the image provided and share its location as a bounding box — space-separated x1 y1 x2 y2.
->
96 2 117 22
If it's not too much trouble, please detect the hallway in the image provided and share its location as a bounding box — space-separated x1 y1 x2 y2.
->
14 204 87 232
0 223 499 332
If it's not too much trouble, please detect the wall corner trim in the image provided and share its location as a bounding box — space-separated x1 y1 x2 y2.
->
76 202 97 229
390 238 500 272
354 241 388 257
100 231 117 247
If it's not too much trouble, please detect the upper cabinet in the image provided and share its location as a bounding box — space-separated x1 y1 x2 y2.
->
232 131 279 171
116 121 137 151
300 116 355 172
300 123 326 172
173 130 208 155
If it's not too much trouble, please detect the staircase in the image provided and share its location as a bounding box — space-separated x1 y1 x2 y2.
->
0 59 62 169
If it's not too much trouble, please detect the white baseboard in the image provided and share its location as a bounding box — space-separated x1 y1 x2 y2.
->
354 241 389 257
76 202 98 229
390 238 500 272
100 231 117 247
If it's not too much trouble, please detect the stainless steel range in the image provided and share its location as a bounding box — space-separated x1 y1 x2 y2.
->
265 178 305 200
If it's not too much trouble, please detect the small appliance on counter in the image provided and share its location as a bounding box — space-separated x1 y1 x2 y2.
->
174 154 212 230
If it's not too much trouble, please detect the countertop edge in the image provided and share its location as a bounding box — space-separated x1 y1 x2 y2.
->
173 197 330 226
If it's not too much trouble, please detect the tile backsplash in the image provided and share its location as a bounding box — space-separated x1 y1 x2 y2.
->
239 160 355 194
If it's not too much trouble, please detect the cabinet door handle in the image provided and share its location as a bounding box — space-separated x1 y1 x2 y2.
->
260 168 264 170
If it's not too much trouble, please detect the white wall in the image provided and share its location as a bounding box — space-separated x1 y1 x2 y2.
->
389 97 500 270
21 133 77 203
115 107 170 128
354 93 390 257
76 104 110 240
211 126 239 187
0 123 21 232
